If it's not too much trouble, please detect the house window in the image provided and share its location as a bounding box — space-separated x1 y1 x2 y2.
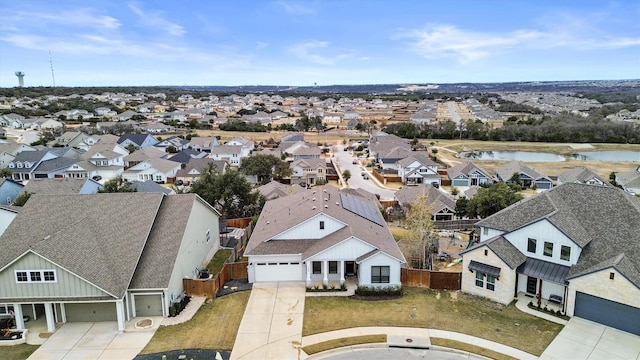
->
16 270 56 283
371 266 390 283
0 305 13 315
475 271 484 287
527 238 537 253
482 227 488 235
560 245 571 261
329 261 338 274
609 272 615 280
543 242 553 257
319 221 325 230
312 261 321 274
205 229 211 244
486 275 496 291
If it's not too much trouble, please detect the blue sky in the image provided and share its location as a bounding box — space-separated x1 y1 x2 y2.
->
1 0 639 87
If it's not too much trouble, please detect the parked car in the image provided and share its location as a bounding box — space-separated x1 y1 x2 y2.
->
431 182 439 188
92 175 102 181
175 179 183 186
363 175 369 180
352 160 357 164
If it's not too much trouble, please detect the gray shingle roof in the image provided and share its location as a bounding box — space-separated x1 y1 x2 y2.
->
0 193 166 299
447 161 492 180
397 153 438 168
245 185 405 263
461 236 526 269
22 178 94 195
394 184 455 214
557 166 608 185
477 183 640 288
257 180 304 199
495 161 548 182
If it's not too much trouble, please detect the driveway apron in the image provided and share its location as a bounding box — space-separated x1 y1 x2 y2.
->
231 282 306 360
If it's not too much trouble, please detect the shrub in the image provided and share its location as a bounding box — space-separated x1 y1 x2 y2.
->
355 285 403 297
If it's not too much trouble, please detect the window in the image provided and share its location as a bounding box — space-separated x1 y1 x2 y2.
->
609 272 615 280
371 266 390 283
205 229 211 244
527 238 537 253
312 261 321 274
15 270 56 283
482 227 488 235
560 245 571 261
475 271 484 287
486 275 496 291
319 221 325 230
543 242 553 257
0 305 13 315
329 261 338 274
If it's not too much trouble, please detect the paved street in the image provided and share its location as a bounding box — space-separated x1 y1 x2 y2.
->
332 146 396 200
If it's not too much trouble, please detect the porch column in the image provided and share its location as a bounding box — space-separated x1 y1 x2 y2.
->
44 303 56 332
60 303 67 323
322 260 328 286
13 304 25 330
115 300 125 332
305 262 311 287
339 261 345 286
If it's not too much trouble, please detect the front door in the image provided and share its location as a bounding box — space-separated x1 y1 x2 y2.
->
345 261 356 276
526 276 537 294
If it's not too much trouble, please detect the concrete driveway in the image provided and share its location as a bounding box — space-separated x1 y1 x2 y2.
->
231 282 306 360
540 317 640 360
28 320 159 360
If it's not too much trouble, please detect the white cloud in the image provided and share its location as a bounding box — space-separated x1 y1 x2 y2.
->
400 23 640 63
289 41 334 65
3 8 121 30
128 3 185 36
276 1 316 15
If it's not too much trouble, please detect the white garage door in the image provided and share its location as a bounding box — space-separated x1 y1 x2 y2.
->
254 262 303 282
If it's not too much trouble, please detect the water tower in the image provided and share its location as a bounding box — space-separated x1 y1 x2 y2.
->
15 71 25 87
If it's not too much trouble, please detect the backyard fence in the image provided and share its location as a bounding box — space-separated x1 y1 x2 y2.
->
183 262 248 298
434 219 479 231
401 268 461 290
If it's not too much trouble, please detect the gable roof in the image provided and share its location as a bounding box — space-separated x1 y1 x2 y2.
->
131 180 172 194
22 178 100 195
257 180 304 199
0 193 166 299
118 134 157 146
168 149 208 164
558 166 608 185
496 161 548 182
477 183 640 287
397 153 438 168
175 158 226 177
394 184 455 213
245 185 405 263
461 236 527 269
447 161 492 179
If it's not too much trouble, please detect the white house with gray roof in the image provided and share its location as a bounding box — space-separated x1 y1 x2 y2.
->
396 153 440 185
447 161 493 187
0 193 220 333
122 157 181 183
495 160 553 190
460 183 640 335
245 186 406 288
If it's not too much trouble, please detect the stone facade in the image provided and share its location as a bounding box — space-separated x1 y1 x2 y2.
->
461 247 517 305
566 268 640 317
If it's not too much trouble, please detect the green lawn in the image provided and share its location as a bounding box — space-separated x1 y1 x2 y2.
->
140 291 250 354
303 287 562 356
1 343 39 360
205 248 233 275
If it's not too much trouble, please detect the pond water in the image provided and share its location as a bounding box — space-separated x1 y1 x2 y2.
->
457 150 640 162
569 151 640 162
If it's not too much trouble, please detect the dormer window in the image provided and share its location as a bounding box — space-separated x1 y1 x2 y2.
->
8 163 14 168
16 162 22 168
24 162 31 168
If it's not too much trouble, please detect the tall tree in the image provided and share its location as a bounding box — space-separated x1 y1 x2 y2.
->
240 154 291 185
404 192 436 269
98 177 137 193
466 182 523 218
190 165 265 219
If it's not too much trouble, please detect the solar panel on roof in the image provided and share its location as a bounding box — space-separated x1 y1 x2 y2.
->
340 193 384 226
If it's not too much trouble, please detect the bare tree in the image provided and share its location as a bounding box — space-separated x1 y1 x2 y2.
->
404 192 435 269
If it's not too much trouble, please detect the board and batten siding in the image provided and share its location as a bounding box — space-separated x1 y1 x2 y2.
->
0 252 112 299
358 252 402 288
272 214 345 240
479 227 504 242
504 219 581 265
307 237 376 261
166 198 220 299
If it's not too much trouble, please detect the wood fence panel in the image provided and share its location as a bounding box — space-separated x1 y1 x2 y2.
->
183 262 249 298
429 272 461 290
401 268 461 289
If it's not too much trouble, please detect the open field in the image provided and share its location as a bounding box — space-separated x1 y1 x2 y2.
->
303 287 563 356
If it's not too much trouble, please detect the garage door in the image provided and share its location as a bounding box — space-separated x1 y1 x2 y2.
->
575 292 640 335
65 303 117 322
254 262 303 282
134 294 163 317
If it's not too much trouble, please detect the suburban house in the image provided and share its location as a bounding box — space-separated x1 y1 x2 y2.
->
460 183 640 336
154 136 190 152
167 149 209 164
64 143 128 181
122 157 181 183
615 166 640 195
124 146 167 169
0 178 24 205
74 134 120 152
52 131 90 148
396 153 440 185
188 137 219 153
257 180 305 200
495 161 553 190
290 158 327 187
0 193 220 332
394 184 456 221
557 166 609 186
117 134 159 150
8 150 76 182
245 186 406 287
447 161 494 187
226 136 255 156
0 142 36 169
210 145 244 167
175 158 228 183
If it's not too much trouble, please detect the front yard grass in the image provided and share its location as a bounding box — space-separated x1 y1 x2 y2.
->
1 343 39 360
303 287 562 356
140 291 250 354
302 334 387 355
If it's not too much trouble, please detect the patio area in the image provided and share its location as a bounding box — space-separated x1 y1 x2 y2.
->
514 292 568 325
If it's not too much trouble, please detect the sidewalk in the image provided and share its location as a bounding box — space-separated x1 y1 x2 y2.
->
301 326 537 360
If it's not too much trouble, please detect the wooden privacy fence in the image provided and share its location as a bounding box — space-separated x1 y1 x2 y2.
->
183 262 248 298
401 268 461 290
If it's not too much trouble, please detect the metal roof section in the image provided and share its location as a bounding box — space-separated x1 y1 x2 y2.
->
340 193 384 226
517 257 570 285
468 260 501 277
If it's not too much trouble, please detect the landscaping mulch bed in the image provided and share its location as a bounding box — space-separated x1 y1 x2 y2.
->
134 349 230 360
215 279 252 297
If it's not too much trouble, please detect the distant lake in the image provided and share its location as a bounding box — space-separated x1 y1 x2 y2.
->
457 150 640 162
569 151 640 162
456 151 566 162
